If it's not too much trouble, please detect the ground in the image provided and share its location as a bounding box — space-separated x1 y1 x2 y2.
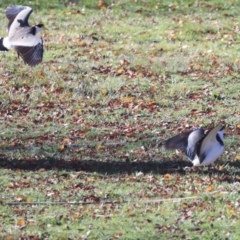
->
0 0 240 239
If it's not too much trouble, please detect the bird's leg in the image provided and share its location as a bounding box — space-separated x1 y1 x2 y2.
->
208 164 217 184
209 170 213 184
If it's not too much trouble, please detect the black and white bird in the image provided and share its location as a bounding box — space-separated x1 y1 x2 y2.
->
164 125 225 167
0 5 44 67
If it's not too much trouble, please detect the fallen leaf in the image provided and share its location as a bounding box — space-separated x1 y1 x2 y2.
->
226 207 235 215
181 202 188 209
96 145 105 151
8 182 14 188
87 177 95 182
235 155 240 161
117 68 125 75
17 219 26 227
101 88 108 95
206 185 214 192
218 165 224 171
28 219 36 226
121 97 135 104
58 144 66 152
98 0 108 10
164 174 172 181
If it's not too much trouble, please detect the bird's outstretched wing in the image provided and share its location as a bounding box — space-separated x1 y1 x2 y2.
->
14 41 43 67
5 5 32 29
164 130 193 151
164 128 204 161
196 125 222 163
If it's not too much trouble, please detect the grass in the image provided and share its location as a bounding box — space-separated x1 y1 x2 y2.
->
0 0 240 239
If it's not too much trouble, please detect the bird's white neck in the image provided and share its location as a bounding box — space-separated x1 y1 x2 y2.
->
217 130 224 141
34 26 43 34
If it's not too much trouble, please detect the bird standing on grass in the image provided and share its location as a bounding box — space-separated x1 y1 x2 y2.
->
0 5 44 67
164 125 225 167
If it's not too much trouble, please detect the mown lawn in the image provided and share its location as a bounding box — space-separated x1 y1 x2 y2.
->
0 0 240 239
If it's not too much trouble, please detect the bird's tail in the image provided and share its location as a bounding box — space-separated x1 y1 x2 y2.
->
0 38 10 51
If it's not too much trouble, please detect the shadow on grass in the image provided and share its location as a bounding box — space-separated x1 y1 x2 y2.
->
0 157 239 182
0 156 193 175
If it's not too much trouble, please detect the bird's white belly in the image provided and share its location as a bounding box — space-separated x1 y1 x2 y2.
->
9 28 42 47
192 145 224 166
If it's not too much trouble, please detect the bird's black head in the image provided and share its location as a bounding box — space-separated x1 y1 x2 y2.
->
36 23 44 28
30 23 45 35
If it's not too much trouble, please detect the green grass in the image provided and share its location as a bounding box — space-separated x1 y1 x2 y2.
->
0 0 240 239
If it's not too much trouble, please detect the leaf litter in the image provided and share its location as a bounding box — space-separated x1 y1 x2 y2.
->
0 0 240 239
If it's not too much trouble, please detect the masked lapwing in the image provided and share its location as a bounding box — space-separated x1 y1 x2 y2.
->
164 125 225 167
0 5 44 67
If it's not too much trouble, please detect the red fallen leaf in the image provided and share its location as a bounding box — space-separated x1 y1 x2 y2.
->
83 185 95 190
36 134 52 141
145 101 158 112
10 141 20 147
69 129 87 137
108 98 122 108
84 195 100 203
45 116 53 121
190 109 201 115
187 93 202 99
120 86 130 92
205 109 217 116
74 183 83 188
51 87 64 94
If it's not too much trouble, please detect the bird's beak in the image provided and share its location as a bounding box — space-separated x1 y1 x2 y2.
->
42 25 48 31
38 23 48 31
220 125 225 131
